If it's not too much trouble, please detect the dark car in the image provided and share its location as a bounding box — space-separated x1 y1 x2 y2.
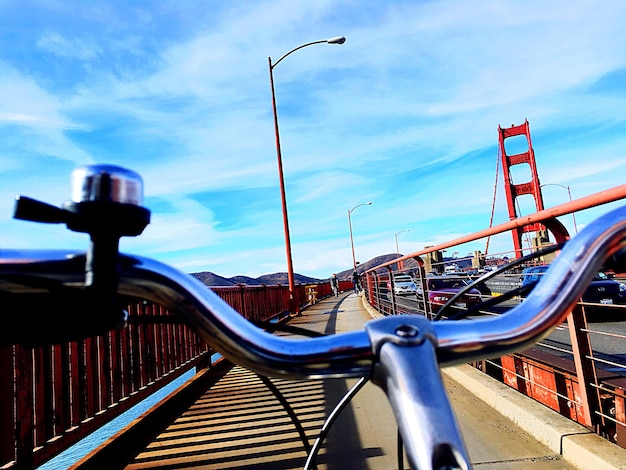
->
417 275 482 313
520 266 626 310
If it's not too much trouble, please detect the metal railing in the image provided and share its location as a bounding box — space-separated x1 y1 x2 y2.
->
361 184 626 448
0 300 210 469
0 280 339 469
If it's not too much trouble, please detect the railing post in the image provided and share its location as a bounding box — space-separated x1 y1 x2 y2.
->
363 272 373 305
0 346 14 466
386 267 398 315
372 272 381 312
544 218 603 428
411 255 432 318
567 304 603 430
15 346 34 468
239 284 247 319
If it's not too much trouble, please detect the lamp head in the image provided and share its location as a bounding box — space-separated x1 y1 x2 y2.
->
327 36 346 45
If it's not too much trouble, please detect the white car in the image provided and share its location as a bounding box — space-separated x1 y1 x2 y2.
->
390 274 417 296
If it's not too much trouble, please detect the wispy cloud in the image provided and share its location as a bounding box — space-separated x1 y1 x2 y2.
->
1 1 626 278
37 32 103 60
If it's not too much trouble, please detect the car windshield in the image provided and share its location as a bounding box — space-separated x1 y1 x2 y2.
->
525 267 611 284
428 278 468 290
394 275 413 283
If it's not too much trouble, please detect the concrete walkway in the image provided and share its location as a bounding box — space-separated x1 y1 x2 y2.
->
289 293 577 469
75 292 626 469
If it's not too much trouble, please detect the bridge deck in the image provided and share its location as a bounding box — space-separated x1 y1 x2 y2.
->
74 292 575 469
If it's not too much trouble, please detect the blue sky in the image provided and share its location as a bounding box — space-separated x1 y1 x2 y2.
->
1 1 626 279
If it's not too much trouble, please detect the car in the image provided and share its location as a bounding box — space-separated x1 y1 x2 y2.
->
417 275 482 313
520 266 626 310
442 271 468 277
388 274 418 296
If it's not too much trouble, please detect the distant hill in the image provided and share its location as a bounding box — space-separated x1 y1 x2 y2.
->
334 253 412 280
191 271 324 287
256 273 323 285
192 271 235 286
229 275 260 285
190 253 425 287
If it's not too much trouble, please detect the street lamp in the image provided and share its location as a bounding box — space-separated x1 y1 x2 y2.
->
269 36 346 313
348 202 372 272
395 229 410 255
540 183 578 233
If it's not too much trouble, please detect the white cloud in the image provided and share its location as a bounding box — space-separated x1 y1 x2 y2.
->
2 1 626 279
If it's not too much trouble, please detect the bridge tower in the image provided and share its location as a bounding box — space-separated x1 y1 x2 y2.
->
497 119 546 257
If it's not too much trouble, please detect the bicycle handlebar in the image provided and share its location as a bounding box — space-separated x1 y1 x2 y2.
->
5 199 623 371
2 165 626 469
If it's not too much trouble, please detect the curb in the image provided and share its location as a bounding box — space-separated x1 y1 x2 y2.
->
359 293 385 319
444 364 626 470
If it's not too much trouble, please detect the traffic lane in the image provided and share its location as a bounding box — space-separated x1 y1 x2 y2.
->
390 293 517 316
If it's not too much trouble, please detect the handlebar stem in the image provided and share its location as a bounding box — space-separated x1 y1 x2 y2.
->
367 315 470 469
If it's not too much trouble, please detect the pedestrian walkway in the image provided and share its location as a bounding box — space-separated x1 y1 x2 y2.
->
75 291 587 469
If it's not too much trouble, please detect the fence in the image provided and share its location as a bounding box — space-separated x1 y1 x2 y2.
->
362 184 626 448
0 279 335 469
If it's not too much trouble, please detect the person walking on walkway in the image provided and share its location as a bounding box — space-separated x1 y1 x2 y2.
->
352 270 360 295
330 273 339 298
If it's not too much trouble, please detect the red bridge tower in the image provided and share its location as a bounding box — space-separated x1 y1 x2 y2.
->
497 120 546 257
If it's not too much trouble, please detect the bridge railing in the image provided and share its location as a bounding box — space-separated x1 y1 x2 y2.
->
362 184 626 449
0 280 334 469
0 300 211 470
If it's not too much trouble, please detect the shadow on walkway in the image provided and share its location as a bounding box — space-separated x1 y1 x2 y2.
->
75 293 399 469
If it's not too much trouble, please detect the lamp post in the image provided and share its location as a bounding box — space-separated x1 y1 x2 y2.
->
540 183 578 233
395 229 410 255
269 36 346 313
348 202 372 272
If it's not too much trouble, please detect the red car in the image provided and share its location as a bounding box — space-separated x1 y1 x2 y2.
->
417 276 482 313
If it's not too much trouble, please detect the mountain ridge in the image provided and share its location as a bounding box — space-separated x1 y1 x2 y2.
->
191 253 405 287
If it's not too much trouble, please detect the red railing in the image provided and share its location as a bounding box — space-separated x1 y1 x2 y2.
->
0 280 334 469
362 184 626 447
0 301 210 469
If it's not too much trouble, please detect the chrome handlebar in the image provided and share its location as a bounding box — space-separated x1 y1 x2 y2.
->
4 202 625 374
